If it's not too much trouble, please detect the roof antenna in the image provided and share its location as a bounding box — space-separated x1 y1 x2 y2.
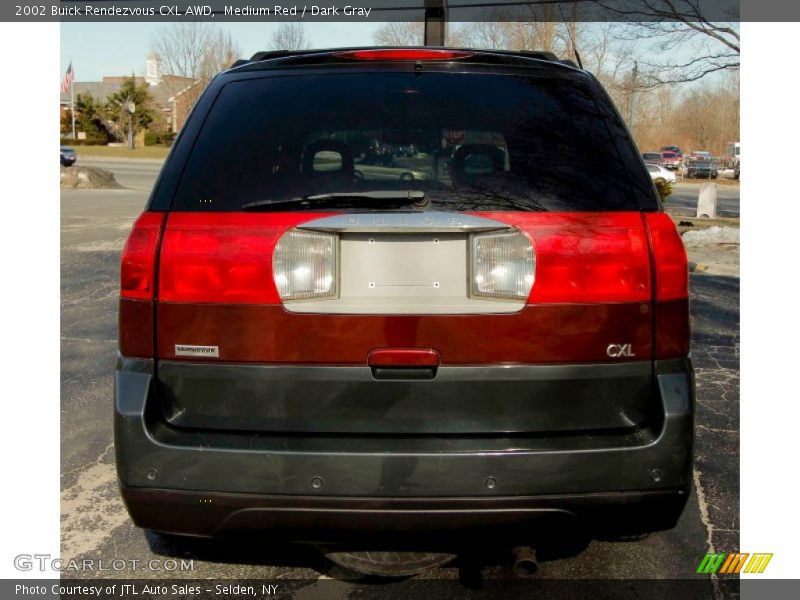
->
558 4 583 69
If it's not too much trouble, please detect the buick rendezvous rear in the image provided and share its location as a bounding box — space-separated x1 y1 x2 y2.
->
115 48 694 558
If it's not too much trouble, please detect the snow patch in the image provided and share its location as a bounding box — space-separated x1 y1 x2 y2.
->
682 226 739 247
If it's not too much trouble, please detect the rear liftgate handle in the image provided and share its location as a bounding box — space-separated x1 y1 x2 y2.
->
368 348 440 381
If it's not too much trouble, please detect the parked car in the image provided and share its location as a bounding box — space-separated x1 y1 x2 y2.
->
115 47 693 575
659 145 682 157
690 151 713 160
660 151 682 170
355 155 429 181
642 152 663 164
646 162 676 184
681 159 718 179
60 146 77 166
724 141 740 170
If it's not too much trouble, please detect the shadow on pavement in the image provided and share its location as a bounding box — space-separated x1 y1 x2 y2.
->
145 525 594 583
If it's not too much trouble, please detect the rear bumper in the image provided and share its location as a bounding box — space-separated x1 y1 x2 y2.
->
120 486 689 542
115 357 694 539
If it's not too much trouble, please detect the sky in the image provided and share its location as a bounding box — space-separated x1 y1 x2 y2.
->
60 20 733 92
60 22 385 80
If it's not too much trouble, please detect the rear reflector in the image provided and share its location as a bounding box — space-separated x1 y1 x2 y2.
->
120 212 165 300
645 212 689 301
368 348 441 367
335 49 473 61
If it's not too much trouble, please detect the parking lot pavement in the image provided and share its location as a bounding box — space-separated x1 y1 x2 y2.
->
668 181 740 217
60 161 739 592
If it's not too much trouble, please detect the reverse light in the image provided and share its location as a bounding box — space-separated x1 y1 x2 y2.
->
273 230 337 301
334 49 474 61
470 229 535 300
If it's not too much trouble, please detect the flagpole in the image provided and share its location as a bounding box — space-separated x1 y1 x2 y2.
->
70 62 76 139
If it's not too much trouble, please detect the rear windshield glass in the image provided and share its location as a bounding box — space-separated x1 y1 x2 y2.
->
171 72 654 212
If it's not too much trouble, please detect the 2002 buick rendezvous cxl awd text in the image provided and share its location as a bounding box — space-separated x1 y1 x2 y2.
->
115 48 694 575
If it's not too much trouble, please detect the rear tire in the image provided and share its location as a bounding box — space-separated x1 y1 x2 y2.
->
399 172 415 181
323 550 456 577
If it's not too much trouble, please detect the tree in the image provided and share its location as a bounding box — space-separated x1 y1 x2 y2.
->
150 23 240 81
373 22 425 46
594 1 739 86
199 30 240 79
149 24 241 117
73 93 111 141
105 77 157 143
268 23 311 51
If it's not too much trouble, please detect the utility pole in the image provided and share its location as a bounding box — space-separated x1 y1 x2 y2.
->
70 80 76 140
628 61 638 135
124 96 136 151
424 0 448 46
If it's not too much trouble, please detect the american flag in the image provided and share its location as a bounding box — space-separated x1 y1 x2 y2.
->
60 62 74 95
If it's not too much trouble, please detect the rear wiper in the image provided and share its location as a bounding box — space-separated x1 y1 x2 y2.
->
242 191 427 211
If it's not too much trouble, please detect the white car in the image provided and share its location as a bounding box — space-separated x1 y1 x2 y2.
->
646 163 676 184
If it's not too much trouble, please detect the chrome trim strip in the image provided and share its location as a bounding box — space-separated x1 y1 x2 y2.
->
296 211 512 233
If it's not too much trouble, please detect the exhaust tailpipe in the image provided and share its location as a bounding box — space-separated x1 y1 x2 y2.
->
512 546 539 578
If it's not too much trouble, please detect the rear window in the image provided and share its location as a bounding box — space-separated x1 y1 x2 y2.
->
171 72 655 212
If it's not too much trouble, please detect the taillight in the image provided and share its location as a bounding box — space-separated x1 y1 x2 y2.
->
645 213 689 301
119 212 164 358
157 213 334 304
470 229 535 300
480 213 652 304
273 230 337 301
120 212 164 300
645 212 690 359
334 49 473 61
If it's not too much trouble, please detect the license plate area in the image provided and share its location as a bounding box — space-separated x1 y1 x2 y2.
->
283 232 523 314
344 232 465 298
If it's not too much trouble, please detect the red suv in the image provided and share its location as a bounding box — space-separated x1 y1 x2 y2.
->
660 151 682 170
116 48 693 565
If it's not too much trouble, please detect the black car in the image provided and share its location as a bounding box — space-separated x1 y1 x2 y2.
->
60 145 76 166
642 151 663 164
115 47 693 575
682 159 718 179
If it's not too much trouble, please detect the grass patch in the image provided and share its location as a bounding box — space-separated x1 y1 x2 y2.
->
75 146 169 160
676 176 739 186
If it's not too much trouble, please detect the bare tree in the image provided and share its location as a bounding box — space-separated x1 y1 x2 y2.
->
455 16 575 57
373 22 425 46
457 21 514 50
268 23 311 51
200 30 240 79
149 23 241 124
594 1 739 86
150 23 240 82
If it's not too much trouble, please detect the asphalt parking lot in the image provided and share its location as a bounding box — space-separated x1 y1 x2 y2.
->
60 158 739 594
